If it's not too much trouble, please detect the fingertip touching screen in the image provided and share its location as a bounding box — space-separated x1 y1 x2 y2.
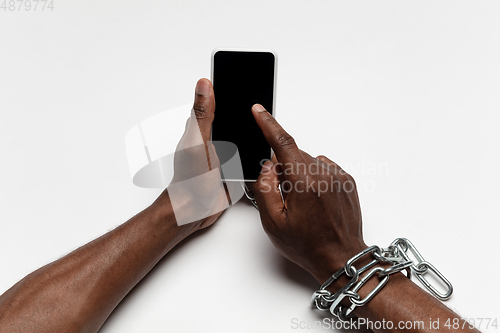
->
212 50 275 181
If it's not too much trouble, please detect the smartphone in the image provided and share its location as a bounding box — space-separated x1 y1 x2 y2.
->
211 48 277 182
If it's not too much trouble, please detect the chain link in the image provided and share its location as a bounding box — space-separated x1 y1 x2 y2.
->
242 182 258 209
311 238 453 320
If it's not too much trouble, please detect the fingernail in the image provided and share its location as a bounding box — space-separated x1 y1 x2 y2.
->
252 104 266 112
261 160 273 172
196 79 210 96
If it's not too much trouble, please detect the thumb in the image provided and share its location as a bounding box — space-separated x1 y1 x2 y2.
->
191 78 215 142
253 160 285 222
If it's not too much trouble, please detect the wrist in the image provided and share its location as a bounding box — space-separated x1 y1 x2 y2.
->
310 242 369 285
313 249 410 319
150 190 200 241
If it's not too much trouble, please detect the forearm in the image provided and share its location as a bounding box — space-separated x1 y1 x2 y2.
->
354 274 479 333
0 78 224 333
0 192 195 333
314 258 479 333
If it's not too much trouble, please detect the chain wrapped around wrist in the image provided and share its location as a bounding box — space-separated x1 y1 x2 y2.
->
311 238 453 321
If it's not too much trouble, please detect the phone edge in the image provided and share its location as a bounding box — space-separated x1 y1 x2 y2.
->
210 47 278 183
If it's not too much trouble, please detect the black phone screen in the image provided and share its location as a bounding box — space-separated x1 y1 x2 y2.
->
211 50 276 181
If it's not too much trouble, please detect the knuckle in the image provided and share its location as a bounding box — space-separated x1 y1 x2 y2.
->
343 178 357 193
339 169 350 177
341 170 354 181
275 133 296 148
318 171 331 182
253 180 264 192
253 178 267 193
346 175 357 187
346 172 355 182
192 102 209 119
262 115 276 124
343 173 355 184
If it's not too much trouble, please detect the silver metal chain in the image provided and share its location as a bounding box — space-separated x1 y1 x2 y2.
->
242 182 258 209
311 238 453 320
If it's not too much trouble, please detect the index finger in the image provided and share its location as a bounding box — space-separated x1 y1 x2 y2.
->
251 104 304 168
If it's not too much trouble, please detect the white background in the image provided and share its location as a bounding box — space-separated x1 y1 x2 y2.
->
1 1 499 332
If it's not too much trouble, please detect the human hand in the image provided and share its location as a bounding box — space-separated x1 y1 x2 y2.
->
164 78 230 230
251 104 367 284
